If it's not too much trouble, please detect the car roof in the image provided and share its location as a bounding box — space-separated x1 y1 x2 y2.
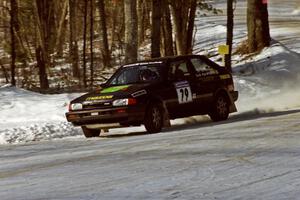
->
122 55 205 67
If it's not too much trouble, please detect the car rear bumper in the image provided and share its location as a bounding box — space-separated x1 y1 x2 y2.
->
230 91 239 102
66 106 145 126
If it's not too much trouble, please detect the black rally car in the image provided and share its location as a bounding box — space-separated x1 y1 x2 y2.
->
66 55 238 137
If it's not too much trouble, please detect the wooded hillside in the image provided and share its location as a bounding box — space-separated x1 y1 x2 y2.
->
0 0 270 92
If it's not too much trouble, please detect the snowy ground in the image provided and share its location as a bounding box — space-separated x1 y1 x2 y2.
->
1 110 300 200
1 0 300 199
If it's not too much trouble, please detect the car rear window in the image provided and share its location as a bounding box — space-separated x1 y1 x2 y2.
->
190 58 219 76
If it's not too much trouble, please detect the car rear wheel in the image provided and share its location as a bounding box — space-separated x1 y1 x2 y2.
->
144 103 163 133
81 126 101 138
209 94 229 122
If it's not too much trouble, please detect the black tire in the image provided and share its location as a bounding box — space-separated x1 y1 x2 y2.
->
209 94 229 122
144 103 163 134
81 126 101 138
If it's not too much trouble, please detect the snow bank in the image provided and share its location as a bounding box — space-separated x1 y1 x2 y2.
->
234 41 300 78
0 122 82 145
233 42 300 112
0 85 83 144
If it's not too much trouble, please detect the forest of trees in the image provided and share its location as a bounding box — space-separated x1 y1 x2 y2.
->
0 0 270 91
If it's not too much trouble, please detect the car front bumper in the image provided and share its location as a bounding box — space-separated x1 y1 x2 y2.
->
66 106 145 126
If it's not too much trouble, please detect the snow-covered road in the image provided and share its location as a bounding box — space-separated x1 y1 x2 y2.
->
1 109 300 200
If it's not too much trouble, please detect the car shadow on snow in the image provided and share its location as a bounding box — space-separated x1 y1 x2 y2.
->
166 108 300 132
100 131 149 139
100 108 300 138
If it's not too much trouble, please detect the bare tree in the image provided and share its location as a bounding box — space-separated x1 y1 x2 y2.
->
247 0 271 52
90 0 94 86
83 0 88 88
10 0 17 86
124 0 138 63
98 0 111 68
110 0 121 53
69 0 80 79
34 0 54 89
137 0 144 47
161 0 174 56
151 0 162 58
185 0 197 54
55 0 68 57
225 0 234 72
169 0 197 55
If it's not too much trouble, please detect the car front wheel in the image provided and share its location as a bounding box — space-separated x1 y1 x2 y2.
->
209 94 229 122
81 126 101 138
144 103 163 133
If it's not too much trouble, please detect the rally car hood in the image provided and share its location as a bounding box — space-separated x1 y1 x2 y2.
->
72 84 150 103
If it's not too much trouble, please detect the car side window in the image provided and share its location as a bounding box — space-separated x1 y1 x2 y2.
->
169 60 191 81
139 68 160 82
190 58 219 77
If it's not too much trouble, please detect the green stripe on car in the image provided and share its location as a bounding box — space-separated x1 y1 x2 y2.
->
101 85 129 94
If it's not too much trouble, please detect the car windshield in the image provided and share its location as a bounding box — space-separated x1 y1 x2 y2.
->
107 64 163 86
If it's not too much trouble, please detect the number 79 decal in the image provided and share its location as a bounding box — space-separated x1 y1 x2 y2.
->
174 81 193 104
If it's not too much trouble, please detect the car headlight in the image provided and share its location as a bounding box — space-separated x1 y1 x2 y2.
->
112 98 137 107
69 103 83 111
